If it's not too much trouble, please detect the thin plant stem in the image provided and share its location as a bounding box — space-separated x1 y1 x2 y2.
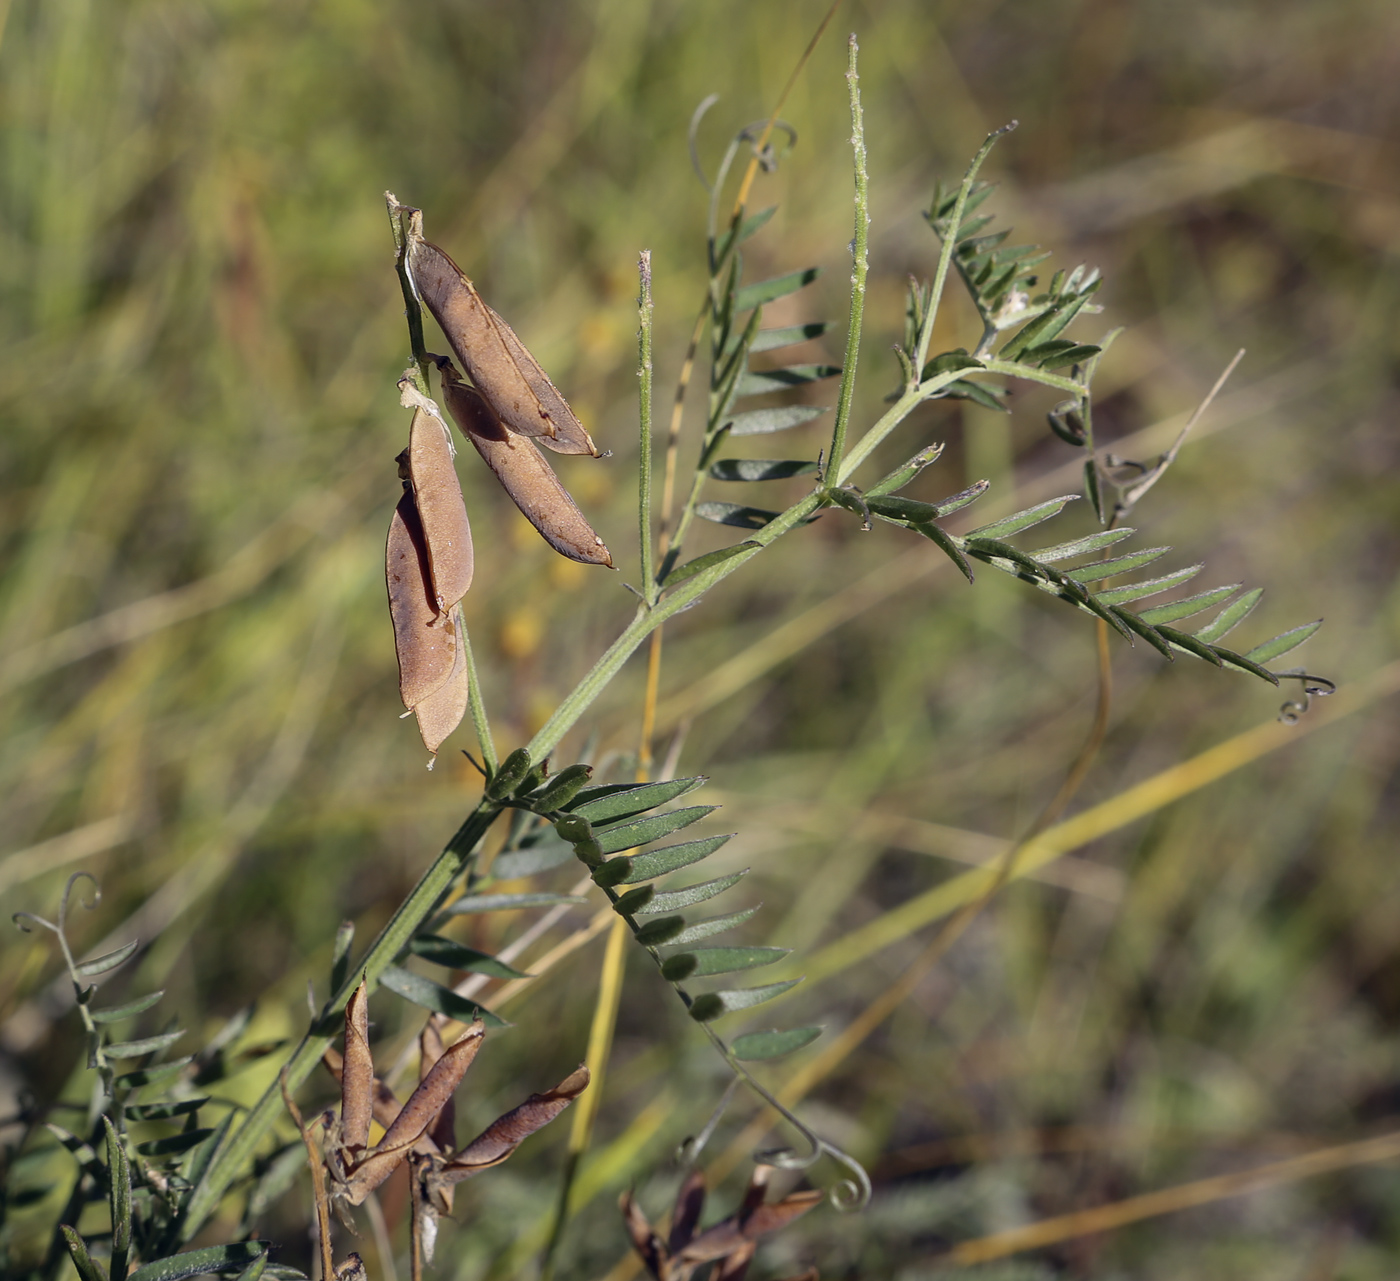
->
385 193 432 393
637 251 656 606
459 618 497 775
824 34 869 481
540 914 630 1279
916 124 1017 374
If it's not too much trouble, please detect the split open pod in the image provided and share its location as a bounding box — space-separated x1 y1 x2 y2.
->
386 399 475 755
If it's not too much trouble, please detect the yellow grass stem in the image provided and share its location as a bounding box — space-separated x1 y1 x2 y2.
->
798 656 1400 989
942 1127 1400 1265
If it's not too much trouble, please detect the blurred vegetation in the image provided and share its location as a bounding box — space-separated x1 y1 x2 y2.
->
2 0 1399 1278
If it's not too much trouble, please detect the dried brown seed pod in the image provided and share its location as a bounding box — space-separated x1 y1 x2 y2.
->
404 209 599 457
438 362 613 568
386 490 457 710
404 402 474 612
411 603 469 755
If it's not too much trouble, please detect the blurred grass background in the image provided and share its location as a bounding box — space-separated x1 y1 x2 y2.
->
2 0 1399 1277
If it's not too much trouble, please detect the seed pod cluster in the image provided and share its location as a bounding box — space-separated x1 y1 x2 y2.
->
386 395 474 756
385 200 613 757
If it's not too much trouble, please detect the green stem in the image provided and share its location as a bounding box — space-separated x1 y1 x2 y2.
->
825 34 869 481
180 806 497 1238
978 358 1088 396
526 490 822 763
915 124 1017 374
459 615 497 774
637 252 657 606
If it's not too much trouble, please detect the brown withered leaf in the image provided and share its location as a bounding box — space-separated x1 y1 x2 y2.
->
404 210 599 456
404 401 474 611
412 602 469 755
387 489 456 709
438 362 613 567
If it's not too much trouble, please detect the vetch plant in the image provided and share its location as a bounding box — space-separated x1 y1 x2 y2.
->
7 25 1332 1281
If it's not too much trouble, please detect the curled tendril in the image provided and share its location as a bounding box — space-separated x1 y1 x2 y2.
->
705 118 800 247
676 1077 740 1166
700 1024 872 1208
736 118 798 173
1275 669 1337 723
58 871 101 935
12 911 57 935
688 94 722 192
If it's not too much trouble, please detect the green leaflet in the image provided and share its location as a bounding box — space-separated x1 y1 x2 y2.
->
687 979 803 1022
865 444 947 498
138 1130 216 1157
568 776 708 824
663 543 760 587
731 1026 823 1060
491 840 574 879
60 1228 106 1281
1028 527 1136 564
180 1111 233 1191
445 892 588 914
637 871 749 914
663 946 789 977
105 1030 185 1059
1137 584 1241 625
127 1244 280 1281
410 934 527 979
733 266 821 312
965 495 1078 540
695 501 781 530
916 522 974 582
671 906 760 945
75 939 139 977
1244 619 1323 665
127 1099 208 1121
1112 608 1174 659
114 1057 193 1089
1063 545 1172 583
1194 587 1264 643
593 804 716 855
623 834 733 883
712 205 777 263
866 495 941 524
735 364 841 397
709 458 819 482
723 405 829 436
89 991 165 1023
749 321 831 353
379 964 507 1028
1156 624 1223 666
634 916 687 946
927 478 990 516
105 1117 131 1281
1094 564 1204 604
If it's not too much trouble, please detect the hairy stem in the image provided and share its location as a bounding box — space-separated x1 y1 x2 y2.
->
825 34 869 480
